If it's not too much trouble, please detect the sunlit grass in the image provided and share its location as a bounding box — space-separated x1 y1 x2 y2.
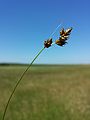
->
0 65 90 120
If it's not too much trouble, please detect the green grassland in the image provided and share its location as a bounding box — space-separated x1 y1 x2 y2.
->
0 65 90 120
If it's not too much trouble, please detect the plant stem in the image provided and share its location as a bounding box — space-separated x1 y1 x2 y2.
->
2 47 45 120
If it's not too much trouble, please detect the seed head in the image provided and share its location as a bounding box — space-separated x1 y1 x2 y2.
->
55 27 72 46
44 38 53 48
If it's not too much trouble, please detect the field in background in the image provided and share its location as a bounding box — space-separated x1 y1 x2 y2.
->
0 65 90 120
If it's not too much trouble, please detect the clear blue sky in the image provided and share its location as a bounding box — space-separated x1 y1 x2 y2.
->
0 0 90 64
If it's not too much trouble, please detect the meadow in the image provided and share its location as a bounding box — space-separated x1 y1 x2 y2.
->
0 64 90 120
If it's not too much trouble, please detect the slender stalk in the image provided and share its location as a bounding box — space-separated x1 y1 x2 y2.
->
2 47 45 120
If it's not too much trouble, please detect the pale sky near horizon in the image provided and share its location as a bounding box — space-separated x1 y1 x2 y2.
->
0 0 90 64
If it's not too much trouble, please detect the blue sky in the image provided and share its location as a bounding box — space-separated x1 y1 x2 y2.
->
0 0 90 64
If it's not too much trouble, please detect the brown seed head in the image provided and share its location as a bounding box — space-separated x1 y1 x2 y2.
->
55 27 73 46
44 38 52 48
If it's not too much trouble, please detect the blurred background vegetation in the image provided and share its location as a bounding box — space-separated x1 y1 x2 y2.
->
0 64 90 120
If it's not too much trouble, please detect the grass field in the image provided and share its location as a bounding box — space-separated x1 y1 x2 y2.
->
0 65 90 120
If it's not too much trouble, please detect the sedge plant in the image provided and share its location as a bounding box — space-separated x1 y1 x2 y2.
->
2 24 72 120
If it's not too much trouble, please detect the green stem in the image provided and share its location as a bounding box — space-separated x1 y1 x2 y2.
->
2 47 45 120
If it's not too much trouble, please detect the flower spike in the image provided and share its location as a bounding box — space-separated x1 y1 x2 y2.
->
44 38 53 48
55 27 73 46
